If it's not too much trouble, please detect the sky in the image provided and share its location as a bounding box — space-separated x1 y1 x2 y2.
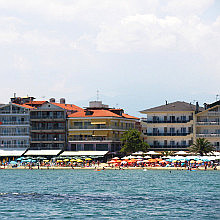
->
0 0 219 117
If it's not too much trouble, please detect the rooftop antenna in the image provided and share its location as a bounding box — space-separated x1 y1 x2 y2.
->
96 89 99 101
216 94 220 101
116 103 119 108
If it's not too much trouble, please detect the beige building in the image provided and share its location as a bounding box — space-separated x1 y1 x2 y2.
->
195 101 220 150
141 100 220 151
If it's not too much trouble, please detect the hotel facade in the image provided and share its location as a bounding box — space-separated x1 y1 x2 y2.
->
140 101 220 151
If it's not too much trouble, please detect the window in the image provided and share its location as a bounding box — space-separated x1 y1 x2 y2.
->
84 144 94 151
96 144 108 151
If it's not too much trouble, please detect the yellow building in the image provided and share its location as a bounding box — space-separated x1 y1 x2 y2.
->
67 101 139 152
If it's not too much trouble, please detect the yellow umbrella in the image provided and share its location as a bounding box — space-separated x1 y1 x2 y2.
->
57 160 63 163
70 159 77 162
190 160 196 163
63 159 69 162
76 159 83 163
85 158 92 161
43 160 49 162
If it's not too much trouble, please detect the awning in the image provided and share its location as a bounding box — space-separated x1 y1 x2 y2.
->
69 131 93 135
92 130 108 136
0 149 26 157
91 122 106 125
61 151 108 156
24 150 62 156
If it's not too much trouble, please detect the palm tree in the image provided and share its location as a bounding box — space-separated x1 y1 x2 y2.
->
188 138 215 156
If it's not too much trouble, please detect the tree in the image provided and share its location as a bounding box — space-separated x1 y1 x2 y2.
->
120 129 149 155
188 138 215 156
161 151 175 157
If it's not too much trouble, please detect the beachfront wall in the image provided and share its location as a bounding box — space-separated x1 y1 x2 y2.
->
0 103 32 150
195 104 220 150
67 114 138 153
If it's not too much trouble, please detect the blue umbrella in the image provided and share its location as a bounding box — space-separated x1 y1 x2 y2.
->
10 161 18 165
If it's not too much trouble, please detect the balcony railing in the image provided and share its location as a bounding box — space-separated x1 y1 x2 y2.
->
30 115 65 119
0 144 29 148
147 132 191 136
147 120 191 123
149 145 190 149
69 137 120 141
197 122 220 126
31 127 65 130
0 111 29 115
31 138 65 142
0 121 30 125
196 134 220 137
69 125 129 130
0 133 29 136
207 112 220 116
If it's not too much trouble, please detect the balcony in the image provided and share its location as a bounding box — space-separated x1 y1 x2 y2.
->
197 122 220 126
0 133 29 137
31 138 65 142
196 134 220 138
207 112 220 116
147 120 192 124
0 121 30 125
0 111 29 115
0 144 29 148
30 116 65 120
147 132 191 136
149 145 190 149
69 125 128 130
69 137 120 142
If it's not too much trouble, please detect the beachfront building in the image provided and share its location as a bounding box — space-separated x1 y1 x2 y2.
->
67 101 139 153
27 98 82 151
195 100 220 150
0 103 33 151
140 101 204 151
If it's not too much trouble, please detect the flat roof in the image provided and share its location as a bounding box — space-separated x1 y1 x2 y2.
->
60 151 108 156
24 150 62 156
0 149 26 156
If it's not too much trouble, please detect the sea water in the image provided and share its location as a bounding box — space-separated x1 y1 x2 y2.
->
0 170 219 219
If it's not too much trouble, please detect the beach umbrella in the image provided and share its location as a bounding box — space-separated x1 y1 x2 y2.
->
112 157 119 160
148 159 157 163
76 159 83 163
63 159 69 162
56 160 63 163
108 160 115 163
159 160 167 163
70 159 77 162
144 156 151 159
190 160 196 163
174 151 188 155
121 161 127 164
145 151 161 155
10 161 18 165
85 158 92 161
43 160 50 162
132 151 144 155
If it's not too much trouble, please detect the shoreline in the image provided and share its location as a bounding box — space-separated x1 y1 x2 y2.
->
1 166 219 171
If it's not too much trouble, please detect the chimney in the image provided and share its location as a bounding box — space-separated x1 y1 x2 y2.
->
196 102 199 113
60 98 65 104
204 103 207 110
49 98 55 103
165 100 168 105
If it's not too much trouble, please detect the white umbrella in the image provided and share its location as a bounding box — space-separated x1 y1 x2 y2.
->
174 151 188 155
132 151 144 155
127 155 136 159
145 151 161 155
136 156 143 159
112 157 119 160
144 156 151 159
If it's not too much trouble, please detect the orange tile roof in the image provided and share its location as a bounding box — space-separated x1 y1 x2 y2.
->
52 103 83 112
68 109 122 118
122 113 139 120
26 101 47 105
14 103 35 109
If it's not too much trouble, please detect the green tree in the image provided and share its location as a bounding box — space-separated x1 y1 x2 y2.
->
161 151 175 157
188 138 215 156
120 129 149 155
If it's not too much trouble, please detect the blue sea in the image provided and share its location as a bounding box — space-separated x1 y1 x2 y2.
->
0 169 219 219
